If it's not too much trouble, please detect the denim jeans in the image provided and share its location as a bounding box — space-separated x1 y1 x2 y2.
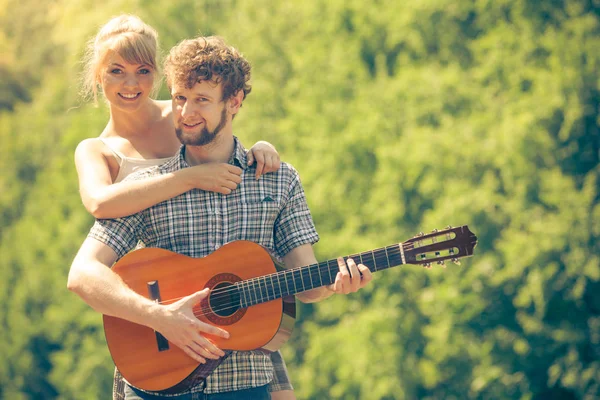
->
124 384 271 400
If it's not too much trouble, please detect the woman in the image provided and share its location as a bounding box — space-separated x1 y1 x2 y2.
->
75 14 296 400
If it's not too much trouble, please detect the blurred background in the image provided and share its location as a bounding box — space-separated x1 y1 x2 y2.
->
0 0 598 399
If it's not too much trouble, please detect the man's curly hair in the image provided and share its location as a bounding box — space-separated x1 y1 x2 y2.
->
164 36 252 102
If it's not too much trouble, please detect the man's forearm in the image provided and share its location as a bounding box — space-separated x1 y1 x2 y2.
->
67 240 164 329
296 287 334 303
282 244 334 303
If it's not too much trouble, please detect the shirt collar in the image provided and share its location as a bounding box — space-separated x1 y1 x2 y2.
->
230 136 248 170
177 136 248 170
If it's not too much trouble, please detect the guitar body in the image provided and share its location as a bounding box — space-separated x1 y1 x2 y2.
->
103 241 296 394
102 225 478 394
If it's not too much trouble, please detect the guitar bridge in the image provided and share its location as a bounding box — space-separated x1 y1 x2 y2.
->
147 280 170 352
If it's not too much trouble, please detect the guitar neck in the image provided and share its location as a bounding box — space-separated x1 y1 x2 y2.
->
237 243 404 308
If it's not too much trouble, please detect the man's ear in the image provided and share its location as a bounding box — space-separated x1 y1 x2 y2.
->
227 90 244 115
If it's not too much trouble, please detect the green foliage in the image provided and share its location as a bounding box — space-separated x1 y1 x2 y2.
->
0 0 598 399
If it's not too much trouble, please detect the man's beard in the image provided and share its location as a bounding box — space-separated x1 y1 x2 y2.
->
176 106 228 146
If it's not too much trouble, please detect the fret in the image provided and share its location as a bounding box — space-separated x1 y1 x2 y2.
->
254 278 261 304
236 242 418 307
316 263 323 287
359 252 364 265
298 266 307 292
361 251 377 272
291 269 298 295
383 248 391 269
256 278 263 305
373 249 388 270
283 270 290 297
257 278 265 303
321 261 332 286
240 281 248 308
248 280 254 306
247 279 256 305
293 268 304 293
246 279 254 306
275 275 280 299
325 260 332 283
285 270 293 297
319 263 331 285
263 277 271 301
265 277 272 301
275 273 283 299
272 274 279 300
268 275 275 300
236 281 243 308
386 244 404 267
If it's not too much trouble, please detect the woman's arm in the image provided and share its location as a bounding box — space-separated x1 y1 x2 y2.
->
75 139 282 219
75 139 242 218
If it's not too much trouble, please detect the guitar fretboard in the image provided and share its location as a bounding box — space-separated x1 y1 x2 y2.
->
236 244 404 308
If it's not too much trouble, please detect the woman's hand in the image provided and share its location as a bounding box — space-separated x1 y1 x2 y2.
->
186 163 243 194
247 141 281 179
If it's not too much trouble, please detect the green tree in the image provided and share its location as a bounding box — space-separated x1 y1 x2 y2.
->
0 0 597 399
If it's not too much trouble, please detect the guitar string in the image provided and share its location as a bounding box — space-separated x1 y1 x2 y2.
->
200 236 459 316
150 233 459 317
169 238 456 318
152 240 446 317
149 241 433 317
175 242 414 307
150 244 414 318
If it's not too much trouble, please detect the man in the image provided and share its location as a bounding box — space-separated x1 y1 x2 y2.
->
67 36 372 399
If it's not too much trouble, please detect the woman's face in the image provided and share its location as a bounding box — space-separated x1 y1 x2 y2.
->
99 52 155 112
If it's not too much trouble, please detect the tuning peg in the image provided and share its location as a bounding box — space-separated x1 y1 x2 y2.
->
451 258 461 265
446 225 452 229
414 232 424 238
432 228 438 233
422 262 431 269
437 260 446 268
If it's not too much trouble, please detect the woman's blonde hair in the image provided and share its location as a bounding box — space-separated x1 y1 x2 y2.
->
81 15 160 103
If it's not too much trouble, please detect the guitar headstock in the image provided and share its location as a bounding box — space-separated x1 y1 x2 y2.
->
403 225 477 268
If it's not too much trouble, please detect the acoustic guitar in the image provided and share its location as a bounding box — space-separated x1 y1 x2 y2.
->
104 225 477 394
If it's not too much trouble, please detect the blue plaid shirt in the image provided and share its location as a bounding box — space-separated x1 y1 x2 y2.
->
89 136 319 394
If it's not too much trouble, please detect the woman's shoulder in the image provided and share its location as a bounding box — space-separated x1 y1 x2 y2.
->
74 137 111 161
75 137 102 153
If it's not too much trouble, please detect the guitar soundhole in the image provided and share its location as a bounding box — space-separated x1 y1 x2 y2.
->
201 273 246 325
210 282 240 317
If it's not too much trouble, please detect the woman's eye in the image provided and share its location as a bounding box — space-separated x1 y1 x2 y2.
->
110 69 122 74
139 69 151 75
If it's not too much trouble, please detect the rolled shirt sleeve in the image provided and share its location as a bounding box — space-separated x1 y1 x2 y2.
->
273 168 319 259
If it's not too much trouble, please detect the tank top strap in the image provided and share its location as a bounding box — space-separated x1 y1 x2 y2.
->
97 137 126 162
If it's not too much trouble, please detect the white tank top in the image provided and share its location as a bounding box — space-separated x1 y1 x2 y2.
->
98 138 174 183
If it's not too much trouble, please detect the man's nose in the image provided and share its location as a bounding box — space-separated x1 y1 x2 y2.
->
181 101 196 118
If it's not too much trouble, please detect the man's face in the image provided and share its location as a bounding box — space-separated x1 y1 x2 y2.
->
171 79 230 146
